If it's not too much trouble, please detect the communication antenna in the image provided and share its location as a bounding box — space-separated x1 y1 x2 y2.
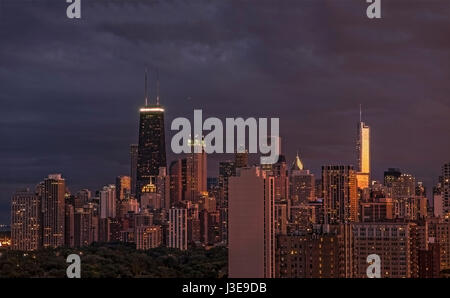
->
359 104 362 122
145 67 149 106
156 68 160 106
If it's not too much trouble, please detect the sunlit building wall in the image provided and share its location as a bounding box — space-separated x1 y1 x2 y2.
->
356 121 370 189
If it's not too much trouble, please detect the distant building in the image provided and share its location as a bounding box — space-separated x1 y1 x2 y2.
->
419 241 440 278
65 204 75 247
322 165 358 224
11 189 40 251
136 103 167 198
76 189 91 205
116 176 131 201
42 174 66 248
276 225 352 278
352 222 418 278
428 221 450 270
234 150 248 168
169 159 184 205
228 167 275 278
442 163 450 218
130 144 138 196
100 185 116 219
168 207 188 250
135 226 162 250
433 182 443 218
74 205 94 247
289 153 315 205
218 161 236 244
185 145 207 202
356 112 370 189
360 198 393 222
384 168 416 199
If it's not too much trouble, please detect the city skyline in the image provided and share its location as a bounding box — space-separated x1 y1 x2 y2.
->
1 0 450 224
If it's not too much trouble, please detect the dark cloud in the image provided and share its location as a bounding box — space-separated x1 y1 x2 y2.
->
0 0 449 223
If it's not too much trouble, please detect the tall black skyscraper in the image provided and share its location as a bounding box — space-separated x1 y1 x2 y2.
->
130 144 138 196
136 71 166 198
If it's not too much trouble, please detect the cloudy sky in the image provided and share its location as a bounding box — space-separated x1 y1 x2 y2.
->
0 0 449 223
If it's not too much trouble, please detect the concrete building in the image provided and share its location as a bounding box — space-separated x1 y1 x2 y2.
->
11 189 40 251
228 167 275 278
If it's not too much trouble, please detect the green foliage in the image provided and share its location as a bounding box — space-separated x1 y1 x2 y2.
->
0 244 227 278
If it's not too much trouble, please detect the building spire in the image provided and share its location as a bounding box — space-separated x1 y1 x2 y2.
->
359 104 362 122
291 150 304 171
156 68 160 106
145 67 149 106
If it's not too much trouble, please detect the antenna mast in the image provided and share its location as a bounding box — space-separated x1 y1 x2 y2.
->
156 69 160 106
359 104 362 122
145 68 149 106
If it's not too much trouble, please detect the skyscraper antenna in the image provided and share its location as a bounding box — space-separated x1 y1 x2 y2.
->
156 68 160 106
359 104 362 122
145 68 149 106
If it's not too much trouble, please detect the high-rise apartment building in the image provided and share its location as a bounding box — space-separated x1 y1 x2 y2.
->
42 174 66 248
276 225 352 278
100 185 116 219
169 159 184 205
168 207 188 250
352 222 418 278
11 189 40 251
136 226 162 250
442 163 450 217
74 205 94 247
217 161 235 245
185 143 207 202
322 166 358 224
228 167 275 278
384 169 416 199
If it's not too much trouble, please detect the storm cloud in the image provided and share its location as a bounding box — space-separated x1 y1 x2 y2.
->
0 0 449 223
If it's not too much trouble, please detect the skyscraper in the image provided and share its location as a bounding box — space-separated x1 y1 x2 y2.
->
42 174 66 248
218 161 235 244
74 205 94 247
234 150 248 168
168 207 188 250
100 185 116 219
169 159 184 205
384 169 416 199
185 143 207 202
356 107 370 189
130 144 138 196
442 163 450 218
228 167 275 278
11 189 40 251
218 161 235 209
289 153 315 205
322 165 358 224
115 176 131 201
136 72 166 198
